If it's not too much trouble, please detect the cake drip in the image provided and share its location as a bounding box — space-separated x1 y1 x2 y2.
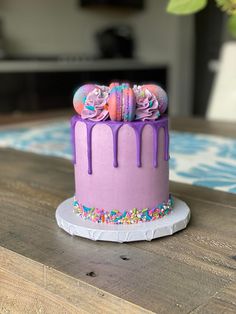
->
71 116 169 174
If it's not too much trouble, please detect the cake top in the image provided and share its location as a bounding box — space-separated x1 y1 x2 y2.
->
73 82 168 122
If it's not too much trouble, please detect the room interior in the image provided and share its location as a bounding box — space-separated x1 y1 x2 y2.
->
0 0 211 117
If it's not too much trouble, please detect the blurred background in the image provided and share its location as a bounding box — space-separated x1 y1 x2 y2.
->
0 0 234 118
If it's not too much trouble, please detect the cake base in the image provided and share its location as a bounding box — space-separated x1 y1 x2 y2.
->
55 197 190 243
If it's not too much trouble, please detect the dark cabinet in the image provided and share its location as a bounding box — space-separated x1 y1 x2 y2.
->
0 65 167 113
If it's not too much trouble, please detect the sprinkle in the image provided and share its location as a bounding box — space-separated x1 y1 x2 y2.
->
85 105 95 111
73 195 174 225
83 205 91 212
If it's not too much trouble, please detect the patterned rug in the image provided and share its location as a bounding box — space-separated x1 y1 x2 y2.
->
0 120 235 194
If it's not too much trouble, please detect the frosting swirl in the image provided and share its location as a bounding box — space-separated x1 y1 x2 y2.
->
81 85 109 121
133 85 160 121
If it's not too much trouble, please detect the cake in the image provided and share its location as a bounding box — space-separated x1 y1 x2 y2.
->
70 82 173 225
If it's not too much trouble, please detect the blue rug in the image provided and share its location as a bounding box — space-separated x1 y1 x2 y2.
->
1 121 236 194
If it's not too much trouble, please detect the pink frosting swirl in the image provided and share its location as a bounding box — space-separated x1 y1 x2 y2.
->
81 85 109 121
133 85 161 121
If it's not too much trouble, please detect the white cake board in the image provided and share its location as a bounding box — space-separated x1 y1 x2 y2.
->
55 197 190 243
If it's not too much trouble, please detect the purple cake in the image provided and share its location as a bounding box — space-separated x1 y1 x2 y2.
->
71 82 173 224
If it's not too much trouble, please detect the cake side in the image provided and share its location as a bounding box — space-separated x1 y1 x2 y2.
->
72 116 170 218
70 82 173 224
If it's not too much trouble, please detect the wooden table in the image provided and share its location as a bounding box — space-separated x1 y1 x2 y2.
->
0 114 236 313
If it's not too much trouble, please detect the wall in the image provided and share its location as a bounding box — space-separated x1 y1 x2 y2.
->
0 0 194 116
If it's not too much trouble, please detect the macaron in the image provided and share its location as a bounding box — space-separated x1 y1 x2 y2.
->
73 84 96 115
143 84 168 113
108 83 136 121
109 82 119 90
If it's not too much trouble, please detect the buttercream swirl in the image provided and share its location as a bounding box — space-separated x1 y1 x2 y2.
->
133 85 160 121
81 85 109 121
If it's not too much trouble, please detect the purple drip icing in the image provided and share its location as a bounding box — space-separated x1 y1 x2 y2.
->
152 125 159 168
70 116 78 164
107 123 122 167
86 121 96 174
164 124 169 161
71 115 169 175
129 123 145 167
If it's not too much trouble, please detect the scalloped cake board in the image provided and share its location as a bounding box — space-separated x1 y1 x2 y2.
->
55 197 190 243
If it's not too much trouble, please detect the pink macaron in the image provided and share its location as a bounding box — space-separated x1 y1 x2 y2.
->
73 84 96 115
143 84 168 114
109 82 119 90
108 83 136 121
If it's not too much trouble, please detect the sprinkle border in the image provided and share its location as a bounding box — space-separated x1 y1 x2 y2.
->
73 194 174 224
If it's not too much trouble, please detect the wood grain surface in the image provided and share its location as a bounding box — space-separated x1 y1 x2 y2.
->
0 254 149 314
0 147 235 313
170 116 236 138
0 110 73 127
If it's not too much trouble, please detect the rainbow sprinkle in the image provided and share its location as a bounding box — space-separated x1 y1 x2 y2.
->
73 195 174 224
